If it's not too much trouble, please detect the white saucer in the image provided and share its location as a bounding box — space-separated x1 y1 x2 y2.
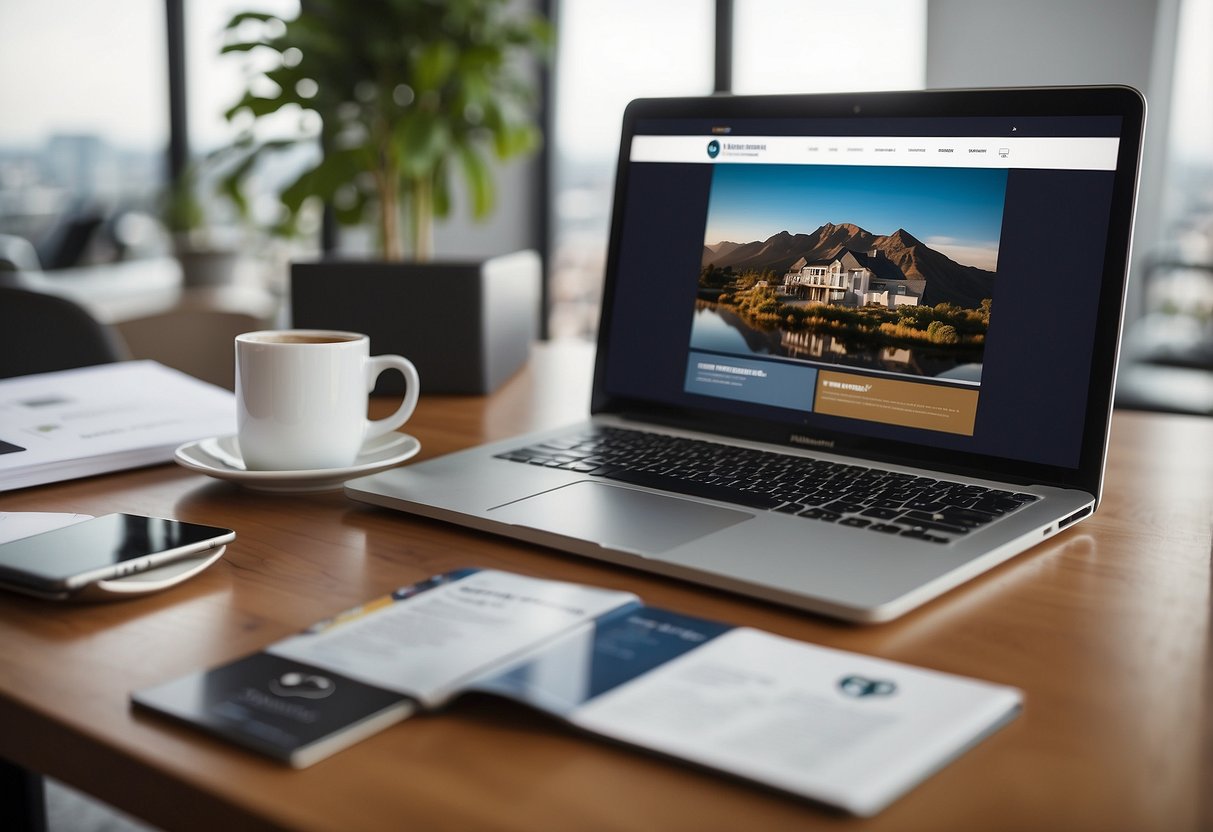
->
174 433 420 493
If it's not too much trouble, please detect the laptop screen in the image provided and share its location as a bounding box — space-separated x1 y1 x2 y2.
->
592 88 1144 492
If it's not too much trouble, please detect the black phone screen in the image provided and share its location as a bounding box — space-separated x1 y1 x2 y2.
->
0 514 231 586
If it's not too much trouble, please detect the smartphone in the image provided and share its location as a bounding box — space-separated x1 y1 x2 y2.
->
0 513 235 597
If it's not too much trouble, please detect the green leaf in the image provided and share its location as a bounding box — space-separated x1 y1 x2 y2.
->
223 11 282 31
431 163 452 219
280 167 327 213
219 41 273 55
224 93 291 121
282 148 369 211
414 41 458 92
497 122 539 158
457 142 493 219
394 114 449 178
217 151 263 216
333 193 368 226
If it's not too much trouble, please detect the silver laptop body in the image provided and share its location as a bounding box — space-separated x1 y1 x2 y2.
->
348 86 1145 623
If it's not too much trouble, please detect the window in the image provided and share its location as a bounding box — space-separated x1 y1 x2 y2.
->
549 0 714 338
1152 0 1213 300
547 0 928 338
185 0 313 254
0 0 168 268
732 0 926 94
1116 0 1213 413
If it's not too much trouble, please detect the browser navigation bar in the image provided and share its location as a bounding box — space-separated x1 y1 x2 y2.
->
631 135 1119 171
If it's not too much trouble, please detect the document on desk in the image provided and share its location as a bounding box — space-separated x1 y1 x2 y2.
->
267 569 641 707
0 361 234 491
468 605 1022 816
133 569 1021 814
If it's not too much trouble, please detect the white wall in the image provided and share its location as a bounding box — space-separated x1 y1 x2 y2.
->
925 0 1183 324
925 0 1162 89
432 154 541 261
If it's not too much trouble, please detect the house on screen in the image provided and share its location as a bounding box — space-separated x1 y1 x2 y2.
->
782 249 924 307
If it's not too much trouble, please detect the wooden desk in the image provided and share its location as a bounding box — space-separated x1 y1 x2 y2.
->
1 342 1209 832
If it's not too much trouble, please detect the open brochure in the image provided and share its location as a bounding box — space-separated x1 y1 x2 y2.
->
132 569 1021 816
0 361 234 491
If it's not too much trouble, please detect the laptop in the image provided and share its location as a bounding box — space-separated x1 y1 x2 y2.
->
347 86 1145 623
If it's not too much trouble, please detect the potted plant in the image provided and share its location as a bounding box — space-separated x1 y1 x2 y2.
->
162 164 242 288
219 0 551 392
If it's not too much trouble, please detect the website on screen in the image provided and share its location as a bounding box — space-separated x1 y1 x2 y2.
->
603 117 1122 468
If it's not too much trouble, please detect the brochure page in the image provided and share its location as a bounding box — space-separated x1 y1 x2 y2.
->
567 626 1022 816
268 569 640 706
469 606 733 717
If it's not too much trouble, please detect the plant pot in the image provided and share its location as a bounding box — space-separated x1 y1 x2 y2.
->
290 250 540 395
176 248 242 288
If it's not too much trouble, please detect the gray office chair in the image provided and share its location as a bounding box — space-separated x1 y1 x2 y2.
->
0 233 42 275
0 286 128 378
1116 260 1213 417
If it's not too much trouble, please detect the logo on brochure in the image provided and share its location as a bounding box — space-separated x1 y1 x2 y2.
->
706 140 720 159
838 675 897 698
269 672 336 700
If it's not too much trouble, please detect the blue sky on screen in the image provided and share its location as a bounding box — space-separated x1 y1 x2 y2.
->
703 164 1008 271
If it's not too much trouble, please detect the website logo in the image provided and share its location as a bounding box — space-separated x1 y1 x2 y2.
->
706 140 721 159
269 672 336 699
838 675 897 698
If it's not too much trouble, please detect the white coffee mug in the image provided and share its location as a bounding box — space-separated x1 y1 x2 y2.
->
235 330 420 471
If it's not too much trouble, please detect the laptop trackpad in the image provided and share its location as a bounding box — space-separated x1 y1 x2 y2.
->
488 481 753 555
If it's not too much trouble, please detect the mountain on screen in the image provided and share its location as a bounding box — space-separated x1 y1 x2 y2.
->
703 222 995 308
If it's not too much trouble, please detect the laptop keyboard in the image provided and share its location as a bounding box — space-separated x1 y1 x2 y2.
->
495 426 1038 544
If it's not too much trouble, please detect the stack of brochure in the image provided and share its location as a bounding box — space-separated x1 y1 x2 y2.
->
134 568 1022 816
0 361 235 491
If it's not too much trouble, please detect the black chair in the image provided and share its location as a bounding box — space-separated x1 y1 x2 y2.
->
0 286 128 378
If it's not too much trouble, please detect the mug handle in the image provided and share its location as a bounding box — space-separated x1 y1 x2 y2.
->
364 355 420 439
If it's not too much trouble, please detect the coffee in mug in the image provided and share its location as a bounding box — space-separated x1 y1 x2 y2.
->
235 330 420 471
